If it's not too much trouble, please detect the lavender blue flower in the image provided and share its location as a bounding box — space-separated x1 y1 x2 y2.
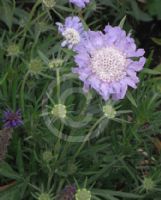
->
3 109 23 128
73 25 146 101
69 0 90 8
56 16 84 49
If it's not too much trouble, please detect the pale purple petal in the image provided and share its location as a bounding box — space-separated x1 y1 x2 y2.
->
69 0 90 8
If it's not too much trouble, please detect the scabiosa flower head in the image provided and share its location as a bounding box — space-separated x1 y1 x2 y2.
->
3 110 23 128
69 0 90 8
56 16 84 49
73 25 146 101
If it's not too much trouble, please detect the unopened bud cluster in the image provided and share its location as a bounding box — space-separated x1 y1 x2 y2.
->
42 0 56 8
51 104 67 119
28 58 44 75
103 104 116 119
48 59 64 69
75 189 91 200
38 193 52 200
7 43 20 57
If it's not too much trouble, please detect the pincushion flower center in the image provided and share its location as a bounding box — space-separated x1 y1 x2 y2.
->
90 47 127 82
63 28 80 45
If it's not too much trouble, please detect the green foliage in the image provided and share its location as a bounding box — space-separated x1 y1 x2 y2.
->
146 0 161 20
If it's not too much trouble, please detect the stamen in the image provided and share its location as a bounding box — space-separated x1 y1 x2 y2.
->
63 28 80 46
90 47 127 83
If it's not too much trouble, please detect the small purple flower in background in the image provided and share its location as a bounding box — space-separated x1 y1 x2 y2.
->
56 185 76 200
56 16 84 49
73 25 146 101
69 0 90 8
3 109 23 128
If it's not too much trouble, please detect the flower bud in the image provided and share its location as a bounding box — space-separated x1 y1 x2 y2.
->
143 177 155 191
28 58 44 75
51 104 67 119
103 104 116 119
67 162 77 175
38 193 52 200
7 43 20 57
48 59 64 69
75 189 91 200
42 151 53 163
42 0 56 8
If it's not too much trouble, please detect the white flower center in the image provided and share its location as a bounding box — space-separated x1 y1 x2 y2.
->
90 47 127 83
63 28 80 46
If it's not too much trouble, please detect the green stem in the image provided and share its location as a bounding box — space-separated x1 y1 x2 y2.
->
73 116 105 159
21 0 41 45
20 71 30 112
56 68 61 103
47 168 54 190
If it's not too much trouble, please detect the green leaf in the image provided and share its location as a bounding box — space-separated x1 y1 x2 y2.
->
38 50 49 65
147 0 161 19
0 162 21 180
0 72 8 85
129 0 152 21
92 189 144 199
142 68 161 75
151 37 161 45
0 0 14 30
126 91 137 108
0 182 27 200
16 140 24 175
119 16 127 28
154 64 161 72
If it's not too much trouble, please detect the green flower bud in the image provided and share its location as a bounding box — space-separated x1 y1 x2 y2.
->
28 58 44 75
38 193 52 200
67 162 77 175
48 59 64 69
103 104 116 119
42 0 56 8
75 189 91 200
42 151 53 163
51 104 67 119
143 177 155 191
7 43 20 57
